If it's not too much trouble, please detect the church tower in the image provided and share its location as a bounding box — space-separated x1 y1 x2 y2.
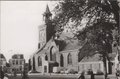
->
38 5 55 49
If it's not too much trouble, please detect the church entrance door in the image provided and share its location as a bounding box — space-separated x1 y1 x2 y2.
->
44 66 47 73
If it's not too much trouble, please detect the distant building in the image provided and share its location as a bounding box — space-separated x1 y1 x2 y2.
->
0 53 7 68
9 54 25 73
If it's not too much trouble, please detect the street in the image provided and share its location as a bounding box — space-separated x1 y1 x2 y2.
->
8 74 117 79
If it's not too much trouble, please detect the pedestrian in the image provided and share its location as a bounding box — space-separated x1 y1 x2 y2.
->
22 70 25 79
78 72 85 79
1 70 4 79
22 70 29 79
14 71 16 77
90 70 95 79
3 74 9 79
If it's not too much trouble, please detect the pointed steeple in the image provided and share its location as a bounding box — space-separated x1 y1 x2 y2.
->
43 4 52 18
45 5 52 15
43 5 52 24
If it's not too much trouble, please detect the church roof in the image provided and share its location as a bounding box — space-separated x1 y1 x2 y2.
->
62 41 82 51
38 49 47 55
58 39 84 53
36 38 54 54
36 44 47 54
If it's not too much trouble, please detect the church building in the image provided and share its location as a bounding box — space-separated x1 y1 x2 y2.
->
29 5 116 74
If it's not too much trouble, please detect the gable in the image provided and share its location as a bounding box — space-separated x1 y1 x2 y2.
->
36 38 59 55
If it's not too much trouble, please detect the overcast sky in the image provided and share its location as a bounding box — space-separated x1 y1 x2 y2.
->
1 1 57 62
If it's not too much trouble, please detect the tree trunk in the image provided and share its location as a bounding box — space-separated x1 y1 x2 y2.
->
118 1 120 56
103 56 108 79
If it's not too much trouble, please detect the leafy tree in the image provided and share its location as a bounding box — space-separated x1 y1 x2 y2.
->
6 63 10 67
53 0 119 79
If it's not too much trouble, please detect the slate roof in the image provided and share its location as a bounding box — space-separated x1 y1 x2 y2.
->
61 40 83 51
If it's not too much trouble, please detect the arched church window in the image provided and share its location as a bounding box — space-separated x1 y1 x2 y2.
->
68 53 72 65
38 56 42 66
60 54 64 67
50 46 56 61
45 55 48 60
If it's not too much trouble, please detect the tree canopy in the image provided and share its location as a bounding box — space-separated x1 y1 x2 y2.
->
53 0 119 28
53 0 119 56
53 1 119 78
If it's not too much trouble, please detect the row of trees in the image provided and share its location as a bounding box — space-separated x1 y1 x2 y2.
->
53 0 119 79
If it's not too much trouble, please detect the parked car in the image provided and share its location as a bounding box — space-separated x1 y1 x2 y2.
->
87 69 92 75
53 67 61 74
60 70 65 74
95 70 103 75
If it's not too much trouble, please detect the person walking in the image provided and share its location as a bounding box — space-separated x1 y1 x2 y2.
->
14 70 17 77
1 70 4 79
78 72 85 79
90 70 95 79
3 74 9 79
22 70 29 79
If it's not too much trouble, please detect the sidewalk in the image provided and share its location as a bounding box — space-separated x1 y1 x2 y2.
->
8 73 118 79
28 72 116 76
28 73 116 78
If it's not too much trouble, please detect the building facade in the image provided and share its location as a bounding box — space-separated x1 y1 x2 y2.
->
9 54 25 73
29 5 117 74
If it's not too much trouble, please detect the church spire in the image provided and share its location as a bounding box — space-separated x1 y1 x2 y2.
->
45 4 52 15
43 4 52 23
